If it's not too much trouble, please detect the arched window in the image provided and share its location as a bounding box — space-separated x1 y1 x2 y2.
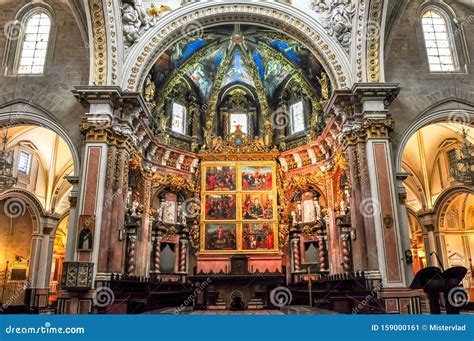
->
171 103 187 135
290 101 305 134
421 10 455 72
18 11 51 74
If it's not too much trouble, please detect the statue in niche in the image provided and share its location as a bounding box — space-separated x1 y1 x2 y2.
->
156 198 165 223
262 118 273 147
158 111 169 133
290 210 297 226
203 120 214 150
178 203 187 226
144 74 155 103
296 203 303 224
313 197 322 220
317 72 330 101
125 200 143 227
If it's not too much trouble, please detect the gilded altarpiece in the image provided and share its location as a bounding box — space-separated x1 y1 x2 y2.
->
200 161 278 254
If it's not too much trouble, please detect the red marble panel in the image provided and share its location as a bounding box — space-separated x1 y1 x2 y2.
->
374 143 402 283
82 147 102 216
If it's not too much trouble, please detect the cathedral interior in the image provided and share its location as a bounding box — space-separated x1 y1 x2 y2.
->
0 0 472 315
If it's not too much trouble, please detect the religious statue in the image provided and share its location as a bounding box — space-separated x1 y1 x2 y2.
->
313 197 322 220
262 118 273 147
156 199 165 223
317 72 330 101
290 210 297 226
203 120 214 150
144 74 155 103
296 203 303 224
178 202 187 226
158 111 169 133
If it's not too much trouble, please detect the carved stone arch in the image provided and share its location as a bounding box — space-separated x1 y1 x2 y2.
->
121 1 352 93
434 185 471 231
0 100 81 175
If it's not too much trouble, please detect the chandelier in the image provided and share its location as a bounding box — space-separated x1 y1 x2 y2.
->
0 133 17 190
450 128 473 187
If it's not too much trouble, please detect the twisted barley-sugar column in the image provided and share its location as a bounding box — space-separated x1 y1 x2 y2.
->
127 236 136 275
318 237 326 271
179 240 186 273
293 239 301 272
154 239 161 273
342 237 351 272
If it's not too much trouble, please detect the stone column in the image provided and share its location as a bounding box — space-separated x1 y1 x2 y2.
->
135 175 152 276
64 176 79 262
355 84 407 287
396 172 415 283
418 212 441 267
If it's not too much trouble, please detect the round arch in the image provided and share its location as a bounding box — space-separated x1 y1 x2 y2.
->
0 189 46 234
121 1 352 93
433 185 472 231
394 99 474 173
0 100 80 175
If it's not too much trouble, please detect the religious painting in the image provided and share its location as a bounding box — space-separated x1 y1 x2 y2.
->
77 215 95 251
204 224 237 251
242 223 275 250
205 194 236 220
241 166 273 190
161 193 177 224
205 166 236 191
242 193 273 220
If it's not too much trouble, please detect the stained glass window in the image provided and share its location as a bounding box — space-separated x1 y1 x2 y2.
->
18 12 51 74
171 103 186 134
230 113 248 134
422 10 455 72
290 101 305 134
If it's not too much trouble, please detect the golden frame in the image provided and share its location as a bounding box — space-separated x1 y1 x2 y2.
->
200 160 278 254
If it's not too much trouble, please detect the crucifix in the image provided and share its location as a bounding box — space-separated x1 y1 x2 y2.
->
303 262 318 309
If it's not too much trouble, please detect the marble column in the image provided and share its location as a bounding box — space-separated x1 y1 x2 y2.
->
354 83 408 287
135 175 152 276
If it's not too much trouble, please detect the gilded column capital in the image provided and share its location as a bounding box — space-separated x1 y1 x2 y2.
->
363 118 394 139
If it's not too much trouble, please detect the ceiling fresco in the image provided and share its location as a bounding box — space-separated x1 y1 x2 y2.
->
148 24 329 102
